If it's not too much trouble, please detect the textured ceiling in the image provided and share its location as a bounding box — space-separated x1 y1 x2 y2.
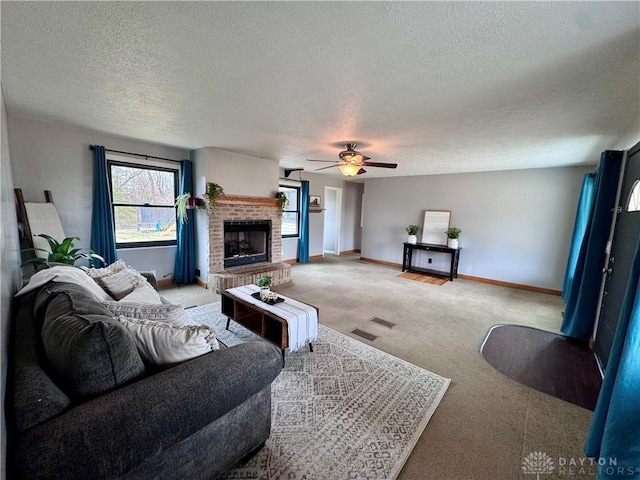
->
2 1 639 178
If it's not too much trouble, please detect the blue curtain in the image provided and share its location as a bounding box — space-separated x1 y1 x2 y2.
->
298 180 310 263
90 145 117 266
562 173 597 300
585 234 640 478
174 160 196 284
562 151 623 339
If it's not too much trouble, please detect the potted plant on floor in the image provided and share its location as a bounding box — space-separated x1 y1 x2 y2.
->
406 225 420 244
257 275 272 300
22 234 105 270
445 226 462 249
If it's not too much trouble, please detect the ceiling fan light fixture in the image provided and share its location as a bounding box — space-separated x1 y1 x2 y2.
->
339 164 360 177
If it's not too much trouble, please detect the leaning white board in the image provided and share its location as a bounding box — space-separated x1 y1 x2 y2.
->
421 210 451 245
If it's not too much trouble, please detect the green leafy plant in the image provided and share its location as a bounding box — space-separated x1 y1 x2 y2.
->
175 192 191 225
22 234 105 269
257 275 272 288
446 227 462 239
406 225 420 235
203 182 224 212
275 191 289 212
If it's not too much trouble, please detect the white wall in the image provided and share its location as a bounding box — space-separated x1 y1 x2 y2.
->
190 147 280 282
281 171 364 261
361 166 594 290
1 88 22 480
8 116 190 278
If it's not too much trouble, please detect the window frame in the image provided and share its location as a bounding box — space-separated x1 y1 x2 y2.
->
107 159 179 249
279 184 301 238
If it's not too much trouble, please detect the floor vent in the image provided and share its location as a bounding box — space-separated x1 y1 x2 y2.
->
370 317 396 328
351 329 378 341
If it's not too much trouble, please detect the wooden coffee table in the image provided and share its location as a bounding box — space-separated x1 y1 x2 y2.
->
221 288 318 365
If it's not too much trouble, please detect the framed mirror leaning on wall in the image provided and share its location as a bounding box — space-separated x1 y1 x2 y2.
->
421 210 451 245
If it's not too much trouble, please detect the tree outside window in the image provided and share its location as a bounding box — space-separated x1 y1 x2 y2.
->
108 161 178 247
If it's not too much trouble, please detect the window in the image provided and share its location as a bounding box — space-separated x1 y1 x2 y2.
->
627 180 640 212
279 185 300 237
108 160 179 248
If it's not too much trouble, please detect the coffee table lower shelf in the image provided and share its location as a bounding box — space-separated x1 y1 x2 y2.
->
221 291 317 366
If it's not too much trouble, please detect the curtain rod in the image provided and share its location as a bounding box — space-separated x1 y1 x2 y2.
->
89 145 182 163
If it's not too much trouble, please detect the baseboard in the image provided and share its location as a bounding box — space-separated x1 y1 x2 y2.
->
195 277 208 289
282 254 324 264
359 257 402 269
359 257 561 295
340 249 361 255
456 274 561 296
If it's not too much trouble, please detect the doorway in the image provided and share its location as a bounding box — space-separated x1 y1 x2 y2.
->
323 187 342 255
594 144 640 368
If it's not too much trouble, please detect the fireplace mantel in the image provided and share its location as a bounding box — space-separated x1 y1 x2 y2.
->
217 195 279 207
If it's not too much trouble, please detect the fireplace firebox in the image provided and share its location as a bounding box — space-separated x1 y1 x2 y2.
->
224 220 270 268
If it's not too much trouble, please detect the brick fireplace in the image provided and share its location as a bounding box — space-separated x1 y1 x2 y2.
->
208 195 288 290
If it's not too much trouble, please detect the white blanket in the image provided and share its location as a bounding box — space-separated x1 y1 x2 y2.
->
227 285 318 352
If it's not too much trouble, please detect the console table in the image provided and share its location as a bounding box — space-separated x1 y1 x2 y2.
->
402 242 461 281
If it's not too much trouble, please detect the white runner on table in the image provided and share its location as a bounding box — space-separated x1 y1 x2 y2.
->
226 284 318 352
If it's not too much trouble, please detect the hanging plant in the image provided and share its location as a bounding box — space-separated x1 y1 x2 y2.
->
175 193 191 224
275 191 289 212
203 182 224 212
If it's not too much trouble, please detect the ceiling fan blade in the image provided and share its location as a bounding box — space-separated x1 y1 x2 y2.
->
357 168 367 175
314 164 339 171
362 161 398 169
362 156 371 161
307 159 337 163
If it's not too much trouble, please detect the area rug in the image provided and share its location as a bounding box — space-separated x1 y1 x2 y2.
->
186 302 451 480
481 324 602 410
397 271 448 286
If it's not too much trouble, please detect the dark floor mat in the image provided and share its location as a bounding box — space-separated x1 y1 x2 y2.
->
480 324 602 410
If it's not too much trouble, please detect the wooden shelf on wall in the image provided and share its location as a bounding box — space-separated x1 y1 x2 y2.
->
216 195 280 207
309 208 325 213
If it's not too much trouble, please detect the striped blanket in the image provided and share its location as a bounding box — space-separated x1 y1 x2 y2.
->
226 285 318 352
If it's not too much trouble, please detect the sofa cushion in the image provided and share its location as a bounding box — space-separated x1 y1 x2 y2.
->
96 267 147 300
40 286 145 397
102 301 188 326
120 281 163 304
116 316 220 365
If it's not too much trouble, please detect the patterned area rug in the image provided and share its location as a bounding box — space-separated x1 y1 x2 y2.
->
186 302 451 480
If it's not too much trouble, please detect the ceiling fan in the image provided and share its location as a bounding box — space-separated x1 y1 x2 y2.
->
307 144 398 177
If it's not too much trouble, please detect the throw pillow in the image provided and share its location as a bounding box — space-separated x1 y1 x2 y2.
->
116 316 220 365
102 301 188 326
86 259 127 279
97 267 147 300
41 311 145 397
119 282 163 304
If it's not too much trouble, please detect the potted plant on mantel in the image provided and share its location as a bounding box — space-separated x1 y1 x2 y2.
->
203 182 224 213
406 225 420 244
446 226 462 249
275 191 289 212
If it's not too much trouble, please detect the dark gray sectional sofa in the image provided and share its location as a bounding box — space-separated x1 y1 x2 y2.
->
9 281 282 479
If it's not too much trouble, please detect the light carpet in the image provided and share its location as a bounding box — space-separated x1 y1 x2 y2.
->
186 302 451 480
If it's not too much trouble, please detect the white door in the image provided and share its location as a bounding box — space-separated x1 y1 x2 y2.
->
323 187 342 255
